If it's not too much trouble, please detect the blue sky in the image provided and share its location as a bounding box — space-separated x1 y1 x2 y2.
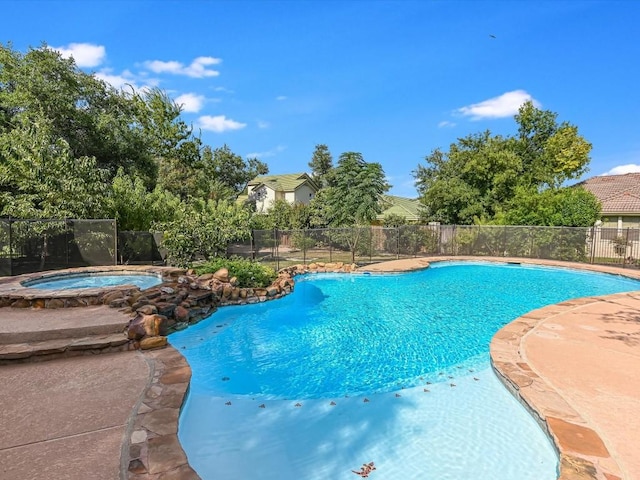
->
4 0 640 197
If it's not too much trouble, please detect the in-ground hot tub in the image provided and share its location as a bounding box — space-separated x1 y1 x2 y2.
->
21 271 163 291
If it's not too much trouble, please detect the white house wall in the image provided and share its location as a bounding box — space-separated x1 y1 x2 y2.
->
284 191 296 204
249 185 277 213
294 184 315 204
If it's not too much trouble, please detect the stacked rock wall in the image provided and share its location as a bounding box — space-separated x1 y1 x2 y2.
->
125 262 358 349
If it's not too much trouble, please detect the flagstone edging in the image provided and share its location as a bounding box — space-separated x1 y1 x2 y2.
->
490 297 624 480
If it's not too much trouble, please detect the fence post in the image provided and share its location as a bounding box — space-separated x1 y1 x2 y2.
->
274 228 279 271
303 229 307 265
250 230 255 261
369 227 373 263
114 219 118 265
396 227 400 259
589 226 596 264
8 216 13 276
65 218 70 268
623 228 630 268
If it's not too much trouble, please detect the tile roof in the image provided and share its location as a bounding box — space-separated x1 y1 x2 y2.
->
578 173 640 214
376 195 422 221
248 173 319 192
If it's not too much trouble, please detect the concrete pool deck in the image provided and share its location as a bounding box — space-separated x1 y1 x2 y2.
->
0 257 638 479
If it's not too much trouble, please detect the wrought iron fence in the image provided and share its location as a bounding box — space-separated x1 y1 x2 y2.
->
232 225 640 271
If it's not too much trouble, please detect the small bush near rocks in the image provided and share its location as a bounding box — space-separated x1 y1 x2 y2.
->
194 257 277 288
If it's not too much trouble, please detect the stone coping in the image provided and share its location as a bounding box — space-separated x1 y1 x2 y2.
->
125 346 199 479
0 265 182 301
490 298 624 480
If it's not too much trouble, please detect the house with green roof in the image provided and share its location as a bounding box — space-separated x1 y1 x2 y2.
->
246 173 320 213
375 195 422 224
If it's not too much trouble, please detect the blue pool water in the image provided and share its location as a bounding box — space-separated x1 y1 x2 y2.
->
24 273 162 290
170 262 640 480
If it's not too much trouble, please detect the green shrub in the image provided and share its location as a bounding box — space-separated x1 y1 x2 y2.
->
194 256 277 288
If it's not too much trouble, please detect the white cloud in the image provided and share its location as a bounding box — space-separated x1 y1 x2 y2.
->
197 115 246 133
245 145 286 159
174 93 206 113
458 90 540 120
52 43 106 67
276 95 287 101
94 69 140 90
144 56 221 78
213 86 234 93
603 163 640 175
438 120 456 128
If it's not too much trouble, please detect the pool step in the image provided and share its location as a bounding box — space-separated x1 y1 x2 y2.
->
0 333 133 364
0 321 127 345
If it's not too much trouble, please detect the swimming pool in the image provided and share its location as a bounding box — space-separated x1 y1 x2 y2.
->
170 262 640 479
22 272 162 290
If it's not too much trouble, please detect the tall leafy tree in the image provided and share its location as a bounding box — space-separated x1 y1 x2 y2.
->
135 88 205 198
414 102 594 225
107 168 182 231
323 152 389 226
0 43 155 186
502 186 600 227
154 199 252 267
0 115 110 218
308 144 333 187
201 144 268 199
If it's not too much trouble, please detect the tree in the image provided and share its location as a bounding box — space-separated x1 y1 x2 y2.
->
515 101 591 189
0 115 110 218
107 168 182 231
135 88 206 199
323 152 390 226
201 144 268 199
502 185 600 227
0 43 156 186
414 102 593 225
154 199 252 267
312 152 390 262
308 144 333 187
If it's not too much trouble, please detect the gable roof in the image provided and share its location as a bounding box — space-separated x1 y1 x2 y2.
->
376 195 422 222
578 173 640 214
248 172 319 193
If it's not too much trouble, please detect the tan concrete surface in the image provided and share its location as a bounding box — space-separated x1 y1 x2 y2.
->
523 295 640 480
0 351 150 480
0 305 130 343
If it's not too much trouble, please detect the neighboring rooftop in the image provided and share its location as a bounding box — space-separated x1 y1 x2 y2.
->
376 194 422 222
248 172 319 193
579 173 640 214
